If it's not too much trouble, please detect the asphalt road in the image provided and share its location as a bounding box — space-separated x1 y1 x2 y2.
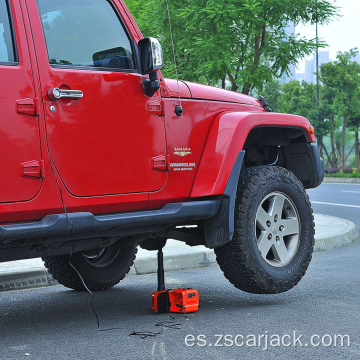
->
0 239 359 360
0 182 358 360
308 183 360 230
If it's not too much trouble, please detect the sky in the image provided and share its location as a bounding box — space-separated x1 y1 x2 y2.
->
295 0 359 72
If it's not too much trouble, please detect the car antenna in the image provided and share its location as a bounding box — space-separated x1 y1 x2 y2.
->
165 0 183 116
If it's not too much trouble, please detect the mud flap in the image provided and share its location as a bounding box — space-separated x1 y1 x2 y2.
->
204 151 245 248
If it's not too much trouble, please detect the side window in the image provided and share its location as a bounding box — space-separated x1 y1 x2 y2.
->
0 0 17 63
36 0 135 70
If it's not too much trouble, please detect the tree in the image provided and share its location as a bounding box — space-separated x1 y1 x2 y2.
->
278 80 318 119
320 85 338 168
277 80 329 159
125 0 338 94
278 80 303 115
348 95 360 169
320 49 360 170
259 79 281 112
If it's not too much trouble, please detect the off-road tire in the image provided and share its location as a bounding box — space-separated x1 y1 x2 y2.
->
214 166 315 294
43 244 137 291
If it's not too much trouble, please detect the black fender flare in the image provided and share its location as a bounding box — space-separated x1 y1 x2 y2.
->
204 151 245 248
204 144 324 248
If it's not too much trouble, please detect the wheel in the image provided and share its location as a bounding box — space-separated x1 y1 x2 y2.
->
215 166 315 294
43 243 137 291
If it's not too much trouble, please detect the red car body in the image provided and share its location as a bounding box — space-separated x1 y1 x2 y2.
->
0 0 322 263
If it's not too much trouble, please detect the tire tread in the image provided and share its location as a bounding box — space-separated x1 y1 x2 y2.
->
215 166 315 294
43 246 137 291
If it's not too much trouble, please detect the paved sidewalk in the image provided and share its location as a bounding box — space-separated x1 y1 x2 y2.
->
322 177 360 184
0 214 358 292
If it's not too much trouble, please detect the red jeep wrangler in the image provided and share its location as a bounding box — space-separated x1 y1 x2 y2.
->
0 0 324 294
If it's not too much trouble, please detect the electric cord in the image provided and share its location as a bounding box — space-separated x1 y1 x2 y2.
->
50 158 131 332
129 315 187 339
155 314 183 329
129 329 163 339
49 158 72 225
68 249 137 333
68 251 100 328
49 157 189 336
165 0 182 111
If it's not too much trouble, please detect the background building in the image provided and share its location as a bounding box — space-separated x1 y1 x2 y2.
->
304 51 330 84
280 23 296 84
295 73 305 82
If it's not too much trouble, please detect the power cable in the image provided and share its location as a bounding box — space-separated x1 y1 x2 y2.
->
165 0 182 111
50 157 132 332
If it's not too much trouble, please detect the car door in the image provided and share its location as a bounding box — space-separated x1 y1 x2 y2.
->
0 0 42 203
26 0 167 197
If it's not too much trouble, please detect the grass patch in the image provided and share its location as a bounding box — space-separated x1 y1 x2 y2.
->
324 169 360 178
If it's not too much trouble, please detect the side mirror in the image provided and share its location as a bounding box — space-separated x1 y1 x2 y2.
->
138 37 164 74
138 37 163 97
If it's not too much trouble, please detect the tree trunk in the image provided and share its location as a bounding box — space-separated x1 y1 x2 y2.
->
319 133 335 168
232 83 239 92
345 143 355 161
335 145 341 164
221 77 226 89
330 132 338 168
241 84 250 95
321 143 332 168
329 115 338 168
355 128 360 169
227 72 238 92
241 30 264 96
317 138 324 158
341 114 348 171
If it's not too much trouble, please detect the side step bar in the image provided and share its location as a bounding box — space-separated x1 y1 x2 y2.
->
0 200 221 242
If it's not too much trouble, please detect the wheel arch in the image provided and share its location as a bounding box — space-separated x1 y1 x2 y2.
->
190 111 321 199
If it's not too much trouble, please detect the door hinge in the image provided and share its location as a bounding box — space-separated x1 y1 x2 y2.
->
152 155 169 171
21 160 45 178
16 98 39 116
147 100 165 116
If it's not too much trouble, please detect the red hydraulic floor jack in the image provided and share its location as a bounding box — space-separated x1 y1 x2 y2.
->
151 240 199 314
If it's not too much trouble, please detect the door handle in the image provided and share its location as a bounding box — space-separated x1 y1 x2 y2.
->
47 87 83 100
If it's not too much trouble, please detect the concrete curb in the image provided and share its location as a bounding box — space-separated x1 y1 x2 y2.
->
0 270 56 292
0 214 358 292
323 177 360 184
313 214 359 252
133 246 216 275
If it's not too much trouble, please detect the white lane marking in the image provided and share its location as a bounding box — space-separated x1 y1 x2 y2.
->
151 341 157 359
151 341 167 360
341 190 360 194
322 183 360 186
311 201 360 209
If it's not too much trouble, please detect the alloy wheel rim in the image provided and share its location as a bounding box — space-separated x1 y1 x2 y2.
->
81 247 121 268
255 192 300 268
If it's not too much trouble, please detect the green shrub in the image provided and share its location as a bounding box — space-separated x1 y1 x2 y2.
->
324 168 360 178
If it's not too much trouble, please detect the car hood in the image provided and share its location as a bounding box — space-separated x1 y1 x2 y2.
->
163 78 261 108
